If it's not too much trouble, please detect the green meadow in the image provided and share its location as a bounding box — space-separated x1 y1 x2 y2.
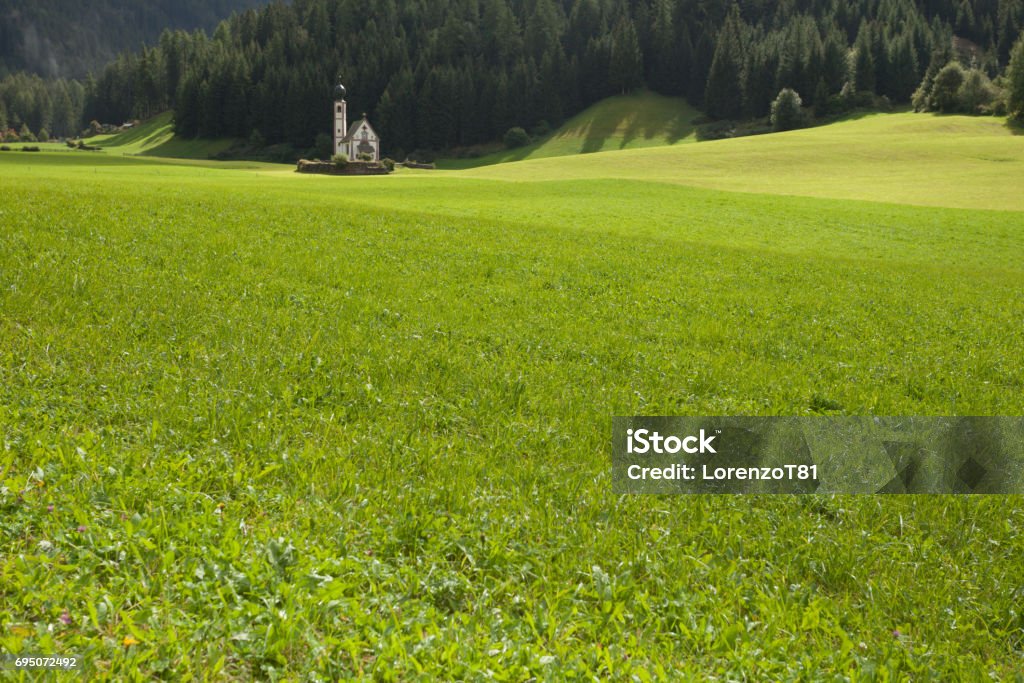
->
1 112 1023 679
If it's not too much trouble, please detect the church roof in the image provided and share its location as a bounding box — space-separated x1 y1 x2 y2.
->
341 117 378 142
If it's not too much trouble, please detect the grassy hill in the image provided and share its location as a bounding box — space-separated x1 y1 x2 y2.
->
1 113 1022 678
439 91 700 169
86 112 236 159
15 112 238 158
455 112 1024 211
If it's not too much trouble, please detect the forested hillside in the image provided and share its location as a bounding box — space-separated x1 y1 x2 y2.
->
0 0 265 78
3 0 1023 154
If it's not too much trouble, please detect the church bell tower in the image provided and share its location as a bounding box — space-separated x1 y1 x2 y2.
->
333 79 348 156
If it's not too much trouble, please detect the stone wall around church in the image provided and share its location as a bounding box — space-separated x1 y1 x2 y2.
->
296 159 390 175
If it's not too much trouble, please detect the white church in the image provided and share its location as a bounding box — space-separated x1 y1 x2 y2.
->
333 81 381 161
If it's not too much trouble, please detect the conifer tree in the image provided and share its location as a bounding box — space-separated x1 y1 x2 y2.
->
1008 36 1024 119
609 17 643 93
853 22 877 92
646 0 677 94
525 0 562 63
704 5 745 119
887 34 920 102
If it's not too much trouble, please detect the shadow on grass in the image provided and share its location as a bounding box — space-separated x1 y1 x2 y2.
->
573 103 696 153
1004 118 1024 135
541 106 618 154
620 109 696 149
814 108 891 126
581 115 607 154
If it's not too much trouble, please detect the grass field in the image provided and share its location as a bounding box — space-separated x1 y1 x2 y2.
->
1 111 1023 679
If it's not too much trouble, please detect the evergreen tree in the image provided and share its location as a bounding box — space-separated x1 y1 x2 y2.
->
821 30 849 93
743 43 778 118
1008 35 1024 119
813 78 830 114
582 35 613 102
853 22 877 92
887 34 920 102
689 30 715 105
377 68 417 154
174 71 201 136
538 48 569 123
525 0 562 63
566 0 603 58
494 71 515 135
996 0 1024 63
646 0 677 94
482 0 522 65
704 5 746 119
609 17 643 93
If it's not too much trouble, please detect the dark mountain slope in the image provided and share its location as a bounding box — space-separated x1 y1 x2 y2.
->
0 0 267 78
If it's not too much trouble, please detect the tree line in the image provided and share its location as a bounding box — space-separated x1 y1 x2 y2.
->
0 73 85 140
2 0 1024 155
